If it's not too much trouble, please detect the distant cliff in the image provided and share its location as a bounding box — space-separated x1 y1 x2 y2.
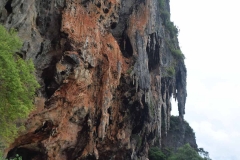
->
162 116 198 152
0 0 188 159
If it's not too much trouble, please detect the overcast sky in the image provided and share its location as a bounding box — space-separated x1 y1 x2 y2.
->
170 0 240 160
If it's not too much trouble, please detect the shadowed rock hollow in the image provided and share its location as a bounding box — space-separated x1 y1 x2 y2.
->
0 0 187 159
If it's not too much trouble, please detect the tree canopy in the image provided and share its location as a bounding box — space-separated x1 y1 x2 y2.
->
0 25 39 147
149 147 167 160
168 144 203 160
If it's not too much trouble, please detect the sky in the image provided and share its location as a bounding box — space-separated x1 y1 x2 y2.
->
170 0 240 160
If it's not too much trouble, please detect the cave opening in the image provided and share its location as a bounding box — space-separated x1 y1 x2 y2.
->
7 147 47 160
5 0 13 15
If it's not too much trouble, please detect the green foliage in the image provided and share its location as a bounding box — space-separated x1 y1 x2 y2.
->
159 0 179 38
159 0 166 10
168 144 203 160
169 116 180 132
166 41 185 60
165 21 179 38
159 0 185 60
0 25 39 148
0 153 22 160
184 120 194 135
171 49 185 59
126 67 133 75
162 148 174 158
166 66 175 77
149 118 209 160
160 11 170 24
148 144 209 160
169 116 194 137
149 147 167 160
198 148 212 160
158 0 184 60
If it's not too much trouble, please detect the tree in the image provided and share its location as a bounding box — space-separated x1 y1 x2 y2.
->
0 25 39 148
198 148 212 160
149 147 167 160
168 144 203 160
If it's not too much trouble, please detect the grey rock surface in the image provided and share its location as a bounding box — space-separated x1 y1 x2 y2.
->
1 0 188 159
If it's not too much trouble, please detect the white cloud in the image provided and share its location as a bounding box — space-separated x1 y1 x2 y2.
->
170 0 240 159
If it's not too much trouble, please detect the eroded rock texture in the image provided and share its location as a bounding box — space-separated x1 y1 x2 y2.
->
0 0 187 159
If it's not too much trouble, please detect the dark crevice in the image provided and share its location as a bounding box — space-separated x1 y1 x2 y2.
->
107 107 113 125
111 22 117 29
70 116 90 160
41 56 61 98
120 33 133 58
131 98 148 134
16 51 24 59
95 2 101 8
42 70 59 98
147 33 160 71
35 42 44 58
64 53 80 65
161 105 165 130
5 0 13 15
81 0 89 5
161 78 166 101
147 131 156 142
34 120 53 134
103 8 109 14
51 38 59 50
85 155 96 160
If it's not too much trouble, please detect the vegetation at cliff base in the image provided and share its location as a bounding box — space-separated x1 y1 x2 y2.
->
149 144 211 160
149 147 167 160
0 25 39 150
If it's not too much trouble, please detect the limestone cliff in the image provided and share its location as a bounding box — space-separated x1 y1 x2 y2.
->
0 0 187 159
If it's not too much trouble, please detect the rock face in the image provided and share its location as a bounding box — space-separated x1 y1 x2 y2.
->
0 0 187 159
162 116 198 152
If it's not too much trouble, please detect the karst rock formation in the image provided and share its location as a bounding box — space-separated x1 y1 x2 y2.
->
0 0 188 159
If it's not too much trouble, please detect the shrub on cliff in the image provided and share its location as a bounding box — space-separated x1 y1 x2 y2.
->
0 25 39 147
166 41 185 60
159 0 165 10
198 148 212 160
